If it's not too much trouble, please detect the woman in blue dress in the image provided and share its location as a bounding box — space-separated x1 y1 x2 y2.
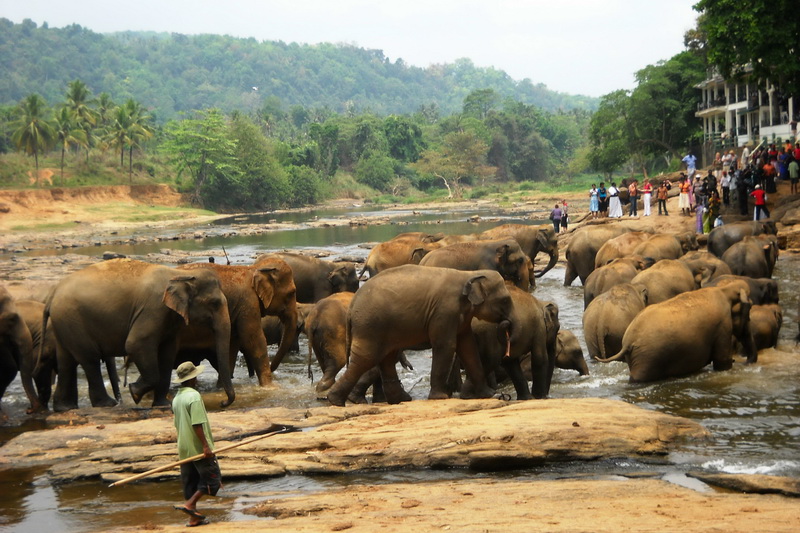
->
589 184 599 219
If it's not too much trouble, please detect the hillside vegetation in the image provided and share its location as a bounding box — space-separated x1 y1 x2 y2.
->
0 18 596 120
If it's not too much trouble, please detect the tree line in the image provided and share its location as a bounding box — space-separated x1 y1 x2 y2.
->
1 81 591 211
0 18 597 121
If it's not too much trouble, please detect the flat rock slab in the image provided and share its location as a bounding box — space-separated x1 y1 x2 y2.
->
0 398 707 482
118 477 800 533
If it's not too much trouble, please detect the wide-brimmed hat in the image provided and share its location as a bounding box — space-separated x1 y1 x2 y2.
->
173 361 205 383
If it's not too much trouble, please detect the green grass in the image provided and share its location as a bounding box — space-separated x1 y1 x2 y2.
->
11 221 82 231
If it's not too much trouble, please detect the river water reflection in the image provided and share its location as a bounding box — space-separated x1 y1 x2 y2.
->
2 204 800 531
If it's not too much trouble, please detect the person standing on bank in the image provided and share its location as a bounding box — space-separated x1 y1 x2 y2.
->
720 170 731 206
628 179 639 217
549 203 562 233
560 199 569 232
657 180 670 216
641 179 652 216
172 362 221 527
750 184 770 220
598 182 608 217
589 184 599 219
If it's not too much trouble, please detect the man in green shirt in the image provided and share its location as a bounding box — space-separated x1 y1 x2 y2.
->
172 362 221 527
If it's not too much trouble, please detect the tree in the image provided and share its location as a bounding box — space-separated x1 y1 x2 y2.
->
383 115 425 162
588 90 632 179
355 151 395 191
122 99 154 183
162 109 241 208
11 94 56 178
412 130 495 198
64 79 97 161
694 0 800 94
52 106 88 185
463 88 499 120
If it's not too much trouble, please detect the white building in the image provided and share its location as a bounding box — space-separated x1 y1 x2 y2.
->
695 69 797 159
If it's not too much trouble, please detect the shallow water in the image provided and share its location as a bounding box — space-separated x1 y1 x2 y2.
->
2 207 800 531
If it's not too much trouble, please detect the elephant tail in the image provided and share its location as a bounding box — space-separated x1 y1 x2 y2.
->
306 326 315 381
595 345 628 363
344 312 352 368
36 289 55 376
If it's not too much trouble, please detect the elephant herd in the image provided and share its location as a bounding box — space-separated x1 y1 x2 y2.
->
0 217 783 416
0 223 580 415
570 219 781 381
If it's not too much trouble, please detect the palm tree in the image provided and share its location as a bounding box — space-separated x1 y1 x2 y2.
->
11 94 56 182
53 107 88 185
95 92 115 130
105 105 133 169
123 99 154 183
64 79 97 162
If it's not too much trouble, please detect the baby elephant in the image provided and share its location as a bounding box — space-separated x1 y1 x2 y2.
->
555 330 589 376
749 304 782 351
304 292 354 398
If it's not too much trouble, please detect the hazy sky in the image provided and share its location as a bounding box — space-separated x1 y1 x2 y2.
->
2 0 700 97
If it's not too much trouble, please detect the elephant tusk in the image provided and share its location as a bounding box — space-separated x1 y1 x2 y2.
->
504 330 511 359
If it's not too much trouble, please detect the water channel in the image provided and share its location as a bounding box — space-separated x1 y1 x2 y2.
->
1 204 799 531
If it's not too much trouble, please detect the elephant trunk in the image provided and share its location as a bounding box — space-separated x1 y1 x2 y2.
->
535 244 559 278
269 302 298 372
214 314 235 407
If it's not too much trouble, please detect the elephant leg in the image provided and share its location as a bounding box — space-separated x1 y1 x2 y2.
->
33 365 53 409
456 331 494 400
564 260 578 287
53 346 80 412
347 369 376 404
152 339 178 408
126 337 161 405
327 341 382 407
83 358 117 408
500 356 532 400
239 320 272 386
105 356 122 403
0 352 16 404
316 351 344 398
429 337 457 400
378 350 410 404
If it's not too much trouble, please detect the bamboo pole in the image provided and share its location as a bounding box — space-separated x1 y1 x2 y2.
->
108 425 297 488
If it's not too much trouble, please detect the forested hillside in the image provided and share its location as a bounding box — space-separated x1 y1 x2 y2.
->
0 18 596 120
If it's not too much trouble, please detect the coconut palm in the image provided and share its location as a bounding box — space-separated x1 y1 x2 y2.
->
105 99 154 183
64 79 97 161
53 107 88 185
11 94 56 181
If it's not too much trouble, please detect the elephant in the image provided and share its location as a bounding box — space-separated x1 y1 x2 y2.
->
261 302 313 353
583 283 648 360
564 224 642 286
326 265 514 406
583 255 652 309
176 260 298 383
720 234 779 278
17 299 122 410
43 259 233 411
632 232 699 262
594 231 653 268
470 286 559 399
479 224 559 278
679 251 733 284
707 220 778 258
419 238 531 290
0 285 40 414
304 292 354 398
749 304 782 351
555 330 589 376
255 253 359 304
705 275 779 305
360 233 445 279
630 259 704 305
597 280 756 381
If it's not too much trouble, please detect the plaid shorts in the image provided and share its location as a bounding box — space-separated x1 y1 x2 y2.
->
180 457 221 499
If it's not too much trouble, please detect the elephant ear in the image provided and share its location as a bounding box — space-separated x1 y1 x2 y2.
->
463 275 487 306
495 243 511 265
163 275 196 325
638 285 649 306
536 229 550 251
694 266 711 288
254 267 277 309
410 247 427 264
328 265 346 288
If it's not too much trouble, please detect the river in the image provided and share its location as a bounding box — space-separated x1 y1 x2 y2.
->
1 204 799 531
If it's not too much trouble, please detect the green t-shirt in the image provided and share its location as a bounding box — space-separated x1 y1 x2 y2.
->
172 386 215 460
789 160 799 180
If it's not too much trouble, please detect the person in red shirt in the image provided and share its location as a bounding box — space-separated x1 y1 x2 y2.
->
750 184 770 220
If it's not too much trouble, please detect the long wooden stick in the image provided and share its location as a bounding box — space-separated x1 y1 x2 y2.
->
108 425 297 488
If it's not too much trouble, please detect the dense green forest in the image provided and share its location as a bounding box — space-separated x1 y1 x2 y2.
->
0 18 596 120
